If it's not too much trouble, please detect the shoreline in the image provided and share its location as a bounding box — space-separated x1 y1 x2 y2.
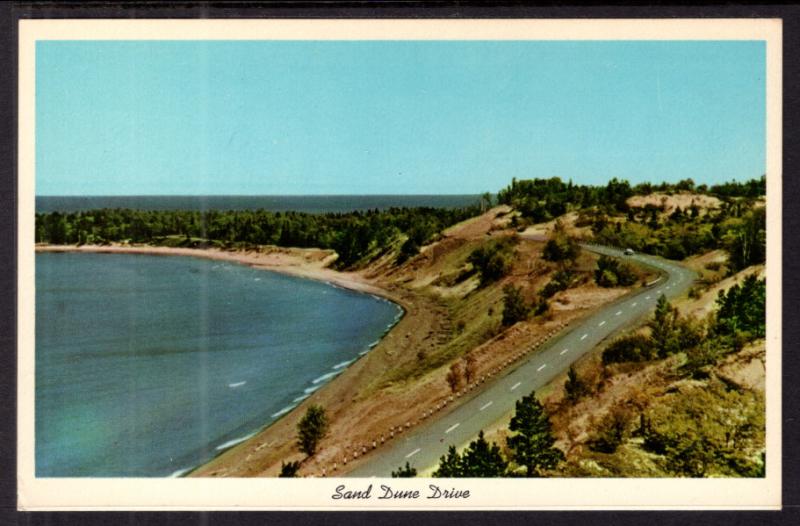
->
35 243 405 306
36 242 413 477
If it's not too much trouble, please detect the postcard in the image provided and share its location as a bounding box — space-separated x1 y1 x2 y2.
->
17 18 782 510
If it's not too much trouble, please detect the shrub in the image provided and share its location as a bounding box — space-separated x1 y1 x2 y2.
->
542 221 581 263
446 362 464 392
502 284 530 326
540 269 576 298
602 334 655 364
468 237 517 285
641 384 765 477
594 255 637 288
564 365 590 402
464 354 477 384
589 405 633 454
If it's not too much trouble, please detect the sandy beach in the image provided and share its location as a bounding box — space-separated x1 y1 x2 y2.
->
36 243 398 301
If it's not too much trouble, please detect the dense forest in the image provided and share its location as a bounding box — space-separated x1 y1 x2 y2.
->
35 205 482 268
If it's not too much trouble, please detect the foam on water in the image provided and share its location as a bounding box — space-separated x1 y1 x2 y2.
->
228 381 246 388
270 405 296 419
312 370 343 385
303 384 322 395
292 393 310 403
332 359 354 370
169 468 191 478
215 432 257 451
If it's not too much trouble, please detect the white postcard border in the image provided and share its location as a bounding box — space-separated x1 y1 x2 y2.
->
17 18 783 510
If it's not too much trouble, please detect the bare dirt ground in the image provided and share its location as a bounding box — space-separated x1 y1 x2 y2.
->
627 192 721 217
518 211 593 241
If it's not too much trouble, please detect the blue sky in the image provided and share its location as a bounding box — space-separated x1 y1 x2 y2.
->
36 40 765 195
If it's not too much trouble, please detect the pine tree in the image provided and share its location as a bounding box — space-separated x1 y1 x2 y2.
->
279 460 301 477
391 462 418 478
296 404 329 456
433 445 463 477
649 294 677 358
433 432 508 477
460 431 508 477
507 391 565 477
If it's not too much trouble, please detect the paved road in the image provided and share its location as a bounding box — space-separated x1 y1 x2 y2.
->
347 245 696 477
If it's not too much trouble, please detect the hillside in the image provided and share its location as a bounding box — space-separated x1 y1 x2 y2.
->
520 262 767 478
190 206 655 477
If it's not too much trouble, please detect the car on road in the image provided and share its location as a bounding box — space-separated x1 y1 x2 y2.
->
624 248 635 255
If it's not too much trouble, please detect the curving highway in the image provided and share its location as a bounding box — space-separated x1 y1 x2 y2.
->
347 245 696 477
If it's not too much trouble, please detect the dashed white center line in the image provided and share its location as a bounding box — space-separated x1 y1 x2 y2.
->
560 348 568 355
445 423 460 434
405 448 421 459
480 401 493 411
615 311 622 316
537 364 547 372
511 382 521 391
598 320 606 327
580 334 588 340
645 296 651 300
631 302 638 307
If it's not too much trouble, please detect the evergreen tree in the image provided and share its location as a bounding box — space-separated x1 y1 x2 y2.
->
715 275 766 338
433 445 463 477
391 462 418 478
433 432 508 477
649 294 678 358
507 391 565 477
725 207 766 272
460 431 508 477
296 405 329 457
279 460 301 477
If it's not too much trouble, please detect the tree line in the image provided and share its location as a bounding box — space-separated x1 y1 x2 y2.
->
498 175 765 224
36 204 482 268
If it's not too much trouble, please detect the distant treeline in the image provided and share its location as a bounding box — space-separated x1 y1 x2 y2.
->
497 175 765 222
498 175 766 271
35 205 482 268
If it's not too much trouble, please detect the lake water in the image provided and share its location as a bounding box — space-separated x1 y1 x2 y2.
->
35 252 402 477
36 194 482 214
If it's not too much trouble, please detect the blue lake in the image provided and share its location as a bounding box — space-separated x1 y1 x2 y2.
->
35 252 402 477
